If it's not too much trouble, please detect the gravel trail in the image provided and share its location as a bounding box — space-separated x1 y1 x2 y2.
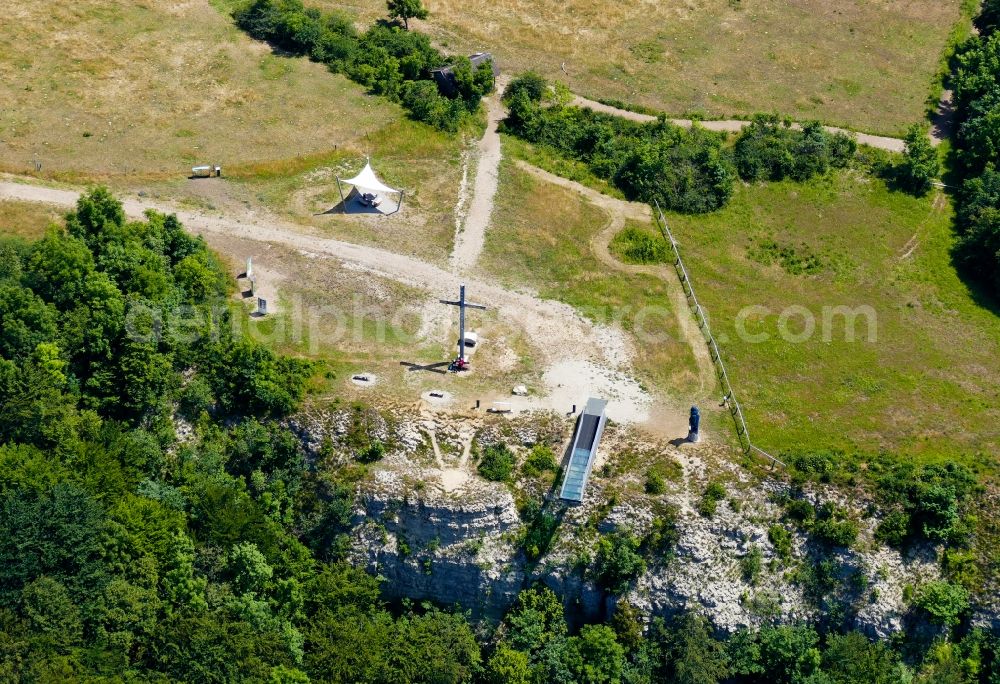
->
450 77 508 273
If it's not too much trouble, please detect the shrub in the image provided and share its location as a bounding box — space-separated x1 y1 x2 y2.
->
478 442 515 482
698 481 727 518
500 80 736 214
812 517 858 548
809 502 858 548
611 226 668 264
401 79 464 132
783 498 816 526
642 507 680 557
178 376 215 420
644 470 666 495
594 533 646 593
733 114 855 183
821 632 901 683
522 444 558 478
522 510 558 561
232 0 487 131
503 71 547 103
741 546 763 585
357 440 385 463
914 580 970 627
874 510 910 548
897 123 940 195
769 524 793 560
875 461 977 546
910 483 961 542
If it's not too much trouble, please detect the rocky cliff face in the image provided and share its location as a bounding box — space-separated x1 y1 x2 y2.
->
293 404 996 634
351 476 525 620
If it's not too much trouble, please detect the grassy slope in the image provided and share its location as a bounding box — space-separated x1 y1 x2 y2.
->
0 1 398 179
663 172 1000 468
0 201 62 241
343 0 965 135
0 0 470 264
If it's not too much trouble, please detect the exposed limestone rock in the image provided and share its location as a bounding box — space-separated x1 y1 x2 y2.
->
293 405 998 633
349 475 525 620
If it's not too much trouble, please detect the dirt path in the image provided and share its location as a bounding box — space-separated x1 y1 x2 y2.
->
450 77 508 273
930 89 954 147
514 161 717 394
570 95 907 153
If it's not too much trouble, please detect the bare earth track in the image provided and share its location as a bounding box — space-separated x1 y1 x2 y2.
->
450 77 508 273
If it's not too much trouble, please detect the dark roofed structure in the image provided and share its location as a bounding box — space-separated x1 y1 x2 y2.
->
431 52 498 97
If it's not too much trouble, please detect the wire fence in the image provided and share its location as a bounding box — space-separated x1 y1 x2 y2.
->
652 200 786 469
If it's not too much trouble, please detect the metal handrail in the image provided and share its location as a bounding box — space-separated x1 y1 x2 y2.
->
652 200 785 468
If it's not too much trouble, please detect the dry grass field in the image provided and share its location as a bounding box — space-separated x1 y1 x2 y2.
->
0 0 474 262
343 0 968 135
0 1 399 179
0 200 62 241
224 120 469 265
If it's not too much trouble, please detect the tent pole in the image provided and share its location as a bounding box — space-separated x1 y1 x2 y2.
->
336 177 348 214
396 190 405 215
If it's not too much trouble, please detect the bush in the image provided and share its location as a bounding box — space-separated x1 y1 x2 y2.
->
698 481 727 518
784 498 816 526
808 502 858 548
644 470 666 495
897 124 940 195
400 79 464 131
594 533 646 593
874 510 910 548
232 0 487 131
769 524 793 561
208 338 312 418
500 79 736 214
178 375 215 420
521 509 558 561
642 508 680 556
357 440 385 463
611 226 668 264
876 461 977 546
733 114 856 183
740 546 763 585
478 442 515 482
503 71 547 103
812 517 858 548
914 580 970 627
522 444 558 478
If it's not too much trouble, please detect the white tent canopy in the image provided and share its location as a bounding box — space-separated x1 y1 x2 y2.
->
335 159 404 214
341 161 399 195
